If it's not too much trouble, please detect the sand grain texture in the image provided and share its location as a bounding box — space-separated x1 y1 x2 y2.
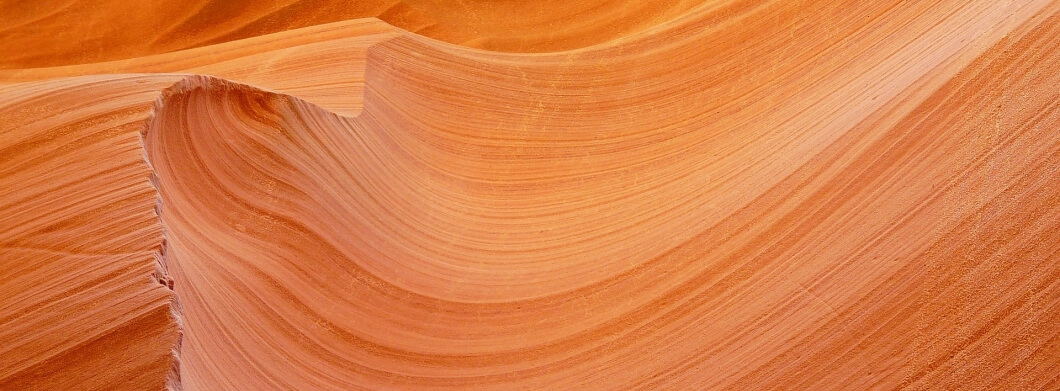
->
2 1 1060 390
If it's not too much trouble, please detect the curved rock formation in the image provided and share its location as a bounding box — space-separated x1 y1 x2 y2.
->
0 75 184 390
3 1 1060 390
0 0 704 68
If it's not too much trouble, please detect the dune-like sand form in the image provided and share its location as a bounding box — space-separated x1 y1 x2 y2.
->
3 1 1060 390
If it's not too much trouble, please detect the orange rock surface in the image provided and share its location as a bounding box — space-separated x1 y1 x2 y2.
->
3 1 1060 390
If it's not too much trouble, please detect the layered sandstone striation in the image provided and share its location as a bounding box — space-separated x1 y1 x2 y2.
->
2 1 1060 390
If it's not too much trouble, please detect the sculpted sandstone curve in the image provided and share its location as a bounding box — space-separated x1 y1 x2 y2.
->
0 0 706 68
2 1 1060 390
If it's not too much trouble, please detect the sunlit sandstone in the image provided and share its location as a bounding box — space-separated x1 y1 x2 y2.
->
2 1 1060 390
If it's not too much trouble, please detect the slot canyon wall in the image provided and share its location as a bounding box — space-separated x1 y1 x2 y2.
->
2 1 1060 390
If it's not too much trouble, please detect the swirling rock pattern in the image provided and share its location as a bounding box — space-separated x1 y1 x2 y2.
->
2 1 1060 390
